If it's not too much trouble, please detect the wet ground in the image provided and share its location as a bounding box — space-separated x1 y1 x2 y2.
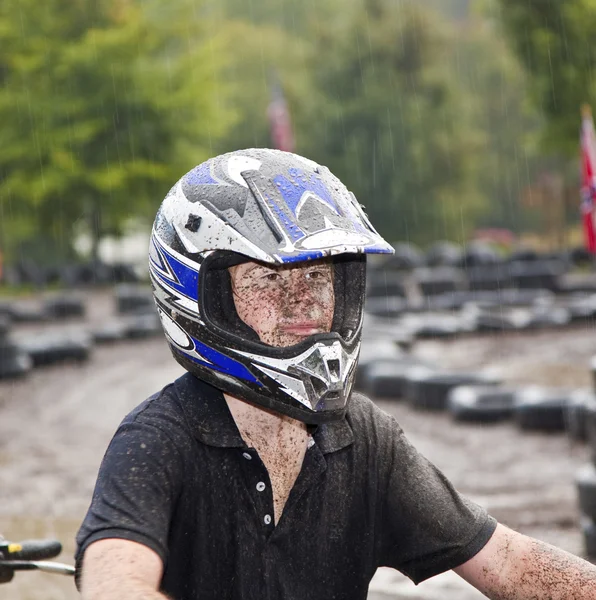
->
0 290 595 599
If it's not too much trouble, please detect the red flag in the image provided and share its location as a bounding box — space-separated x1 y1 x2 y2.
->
580 105 596 253
268 74 295 152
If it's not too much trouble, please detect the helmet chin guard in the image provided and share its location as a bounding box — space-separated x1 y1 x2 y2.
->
150 148 393 424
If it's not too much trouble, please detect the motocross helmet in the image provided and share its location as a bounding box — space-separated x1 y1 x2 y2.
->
149 148 393 424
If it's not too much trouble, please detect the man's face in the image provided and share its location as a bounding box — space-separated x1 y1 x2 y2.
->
229 258 335 348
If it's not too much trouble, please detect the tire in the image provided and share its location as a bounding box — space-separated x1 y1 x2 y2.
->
509 260 566 291
514 387 572 432
407 312 463 339
581 518 596 558
414 267 466 296
115 284 154 315
401 365 440 404
576 464 596 521
364 358 435 399
44 295 86 319
354 340 404 390
10 303 47 323
0 316 10 340
20 333 92 367
0 340 32 379
425 241 463 268
409 373 500 411
527 305 570 330
366 271 407 299
123 314 161 339
472 306 532 333
584 398 596 467
465 264 514 292
364 296 408 318
566 295 596 322
92 321 128 344
447 385 517 423
565 389 595 442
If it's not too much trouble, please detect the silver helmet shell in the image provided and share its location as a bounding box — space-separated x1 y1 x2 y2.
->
149 148 393 424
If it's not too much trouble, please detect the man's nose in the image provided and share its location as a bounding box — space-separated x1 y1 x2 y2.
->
286 274 316 301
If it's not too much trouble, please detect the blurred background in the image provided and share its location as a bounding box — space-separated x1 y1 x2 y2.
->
4 1 596 599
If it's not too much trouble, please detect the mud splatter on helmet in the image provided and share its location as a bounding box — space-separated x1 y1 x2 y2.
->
149 148 393 424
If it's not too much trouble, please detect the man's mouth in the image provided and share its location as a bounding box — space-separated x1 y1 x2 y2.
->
280 322 325 336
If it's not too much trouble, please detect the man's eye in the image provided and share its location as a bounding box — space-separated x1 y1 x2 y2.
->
263 272 280 282
306 270 326 280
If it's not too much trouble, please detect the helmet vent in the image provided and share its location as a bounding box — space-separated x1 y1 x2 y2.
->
310 376 327 396
327 359 340 379
185 214 202 233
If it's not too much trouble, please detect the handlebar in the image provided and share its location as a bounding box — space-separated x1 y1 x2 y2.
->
1 538 63 561
0 537 75 582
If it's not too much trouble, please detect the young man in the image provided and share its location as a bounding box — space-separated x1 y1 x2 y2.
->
76 149 596 599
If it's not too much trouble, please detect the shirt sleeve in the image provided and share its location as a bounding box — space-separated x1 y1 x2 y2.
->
376 414 497 584
75 415 184 579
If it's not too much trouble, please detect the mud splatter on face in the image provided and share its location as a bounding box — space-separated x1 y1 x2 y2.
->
229 258 335 347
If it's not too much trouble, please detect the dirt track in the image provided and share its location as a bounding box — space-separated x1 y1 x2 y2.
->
1 291 595 599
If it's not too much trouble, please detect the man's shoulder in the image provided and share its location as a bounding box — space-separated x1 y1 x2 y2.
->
122 372 220 433
345 390 404 446
347 390 393 425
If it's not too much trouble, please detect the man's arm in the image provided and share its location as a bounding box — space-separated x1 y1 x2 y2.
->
79 539 167 600
454 523 596 599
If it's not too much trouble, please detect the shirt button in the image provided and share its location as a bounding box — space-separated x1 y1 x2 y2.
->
264 514 272 525
256 482 266 492
242 452 252 460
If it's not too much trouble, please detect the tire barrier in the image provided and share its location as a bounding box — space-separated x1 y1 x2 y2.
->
115 285 154 315
447 385 518 423
363 358 436 399
409 373 500 411
43 296 86 319
19 333 92 367
513 387 573 433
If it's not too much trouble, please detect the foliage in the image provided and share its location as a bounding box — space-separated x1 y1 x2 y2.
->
496 0 596 157
0 0 232 262
300 1 487 245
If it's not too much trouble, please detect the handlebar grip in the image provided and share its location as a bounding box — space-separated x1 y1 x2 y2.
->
6 539 62 561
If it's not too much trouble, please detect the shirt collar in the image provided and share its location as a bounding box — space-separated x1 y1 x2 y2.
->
173 373 354 454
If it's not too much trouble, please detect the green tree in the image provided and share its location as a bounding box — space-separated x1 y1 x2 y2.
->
448 7 547 233
496 0 596 156
0 0 232 263
300 1 487 245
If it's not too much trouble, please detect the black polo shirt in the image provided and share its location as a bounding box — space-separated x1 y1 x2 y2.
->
76 373 496 599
